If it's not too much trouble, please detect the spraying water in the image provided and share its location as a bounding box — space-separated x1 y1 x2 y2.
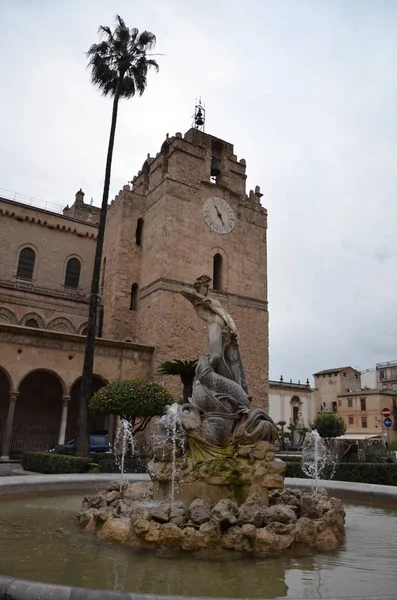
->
113 418 134 492
301 429 336 492
158 403 186 507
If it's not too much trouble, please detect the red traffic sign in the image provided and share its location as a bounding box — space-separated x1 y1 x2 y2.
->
382 407 391 418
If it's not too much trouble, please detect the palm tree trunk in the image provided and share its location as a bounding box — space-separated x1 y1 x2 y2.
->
74 81 122 457
181 375 194 402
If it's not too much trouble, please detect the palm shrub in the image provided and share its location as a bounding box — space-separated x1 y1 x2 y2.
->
89 379 174 435
158 359 197 402
75 16 159 456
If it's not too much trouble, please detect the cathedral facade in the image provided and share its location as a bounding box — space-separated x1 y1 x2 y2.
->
0 128 269 458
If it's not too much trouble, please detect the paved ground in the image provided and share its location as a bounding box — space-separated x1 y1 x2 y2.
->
0 462 20 477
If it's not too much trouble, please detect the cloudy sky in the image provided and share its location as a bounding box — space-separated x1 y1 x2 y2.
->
1 0 397 383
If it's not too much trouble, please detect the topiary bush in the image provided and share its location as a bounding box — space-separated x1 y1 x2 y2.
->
89 379 175 435
21 452 91 474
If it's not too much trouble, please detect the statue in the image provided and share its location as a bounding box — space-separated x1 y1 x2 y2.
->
179 275 277 457
181 274 246 391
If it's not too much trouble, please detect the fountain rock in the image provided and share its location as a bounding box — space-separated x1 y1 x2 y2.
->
78 481 345 556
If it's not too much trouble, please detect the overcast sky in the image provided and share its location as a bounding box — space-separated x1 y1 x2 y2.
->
1 0 397 383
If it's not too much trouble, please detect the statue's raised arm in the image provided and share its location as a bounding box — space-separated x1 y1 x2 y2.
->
181 275 242 385
178 274 278 454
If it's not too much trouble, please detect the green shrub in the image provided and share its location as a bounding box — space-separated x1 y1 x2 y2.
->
89 452 114 464
285 461 397 485
90 379 174 421
356 441 395 463
21 452 91 474
98 452 148 474
311 413 346 437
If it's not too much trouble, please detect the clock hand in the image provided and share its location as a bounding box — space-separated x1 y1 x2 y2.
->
215 207 225 226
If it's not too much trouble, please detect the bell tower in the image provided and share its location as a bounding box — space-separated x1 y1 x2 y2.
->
102 128 269 408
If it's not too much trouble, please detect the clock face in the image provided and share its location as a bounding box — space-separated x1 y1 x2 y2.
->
203 197 236 235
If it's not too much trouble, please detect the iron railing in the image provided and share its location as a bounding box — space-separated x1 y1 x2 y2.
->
0 187 64 215
8 426 58 458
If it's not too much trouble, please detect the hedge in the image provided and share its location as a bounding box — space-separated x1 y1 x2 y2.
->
286 461 397 486
98 453 148 474
21 452 91 474
279 454 302 463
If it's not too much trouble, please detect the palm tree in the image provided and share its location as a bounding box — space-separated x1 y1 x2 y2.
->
158 360 198 402
75 16 159 456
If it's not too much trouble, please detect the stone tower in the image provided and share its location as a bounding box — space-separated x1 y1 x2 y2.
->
102 128 269 408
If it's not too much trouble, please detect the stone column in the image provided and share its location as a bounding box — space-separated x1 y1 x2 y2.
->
58 395 71 445
0 392 19 461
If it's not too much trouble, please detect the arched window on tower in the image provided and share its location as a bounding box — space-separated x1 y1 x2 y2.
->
64 258 81 290
213 253 223 290
17 247 35 281
210 141 223 184
130 283 139 310
136 218 144 247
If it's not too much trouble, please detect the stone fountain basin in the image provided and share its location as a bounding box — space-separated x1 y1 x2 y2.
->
1 475 397 600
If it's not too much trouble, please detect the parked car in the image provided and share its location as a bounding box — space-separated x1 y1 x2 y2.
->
49 434 111 454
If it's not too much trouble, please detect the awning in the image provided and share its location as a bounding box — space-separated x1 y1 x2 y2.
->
334 434 382 441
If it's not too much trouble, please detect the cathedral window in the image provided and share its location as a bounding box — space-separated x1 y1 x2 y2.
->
213 253 223 290
64 258 81 290
130 283 139 310
136 218 144 247
17 247 36 281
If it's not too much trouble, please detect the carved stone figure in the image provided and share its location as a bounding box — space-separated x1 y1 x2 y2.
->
180 275 277 456
181 274 244 389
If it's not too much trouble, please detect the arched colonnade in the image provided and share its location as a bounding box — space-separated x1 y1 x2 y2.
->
0 367 111 460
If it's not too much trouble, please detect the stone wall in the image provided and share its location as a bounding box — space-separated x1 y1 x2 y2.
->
0 196 97 333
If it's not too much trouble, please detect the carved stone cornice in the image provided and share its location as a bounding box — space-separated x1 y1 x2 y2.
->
139 278 268 311
0 199 98 238
0 322 154 356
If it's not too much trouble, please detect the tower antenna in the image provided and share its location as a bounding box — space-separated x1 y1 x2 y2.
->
192 98 205 132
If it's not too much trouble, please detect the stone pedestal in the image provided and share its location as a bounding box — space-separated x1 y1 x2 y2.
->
150 440 285 508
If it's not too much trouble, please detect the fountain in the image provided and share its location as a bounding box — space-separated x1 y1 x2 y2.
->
301 430 336 492
113 418 135 491
153 403 186 508
77 275 346 556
